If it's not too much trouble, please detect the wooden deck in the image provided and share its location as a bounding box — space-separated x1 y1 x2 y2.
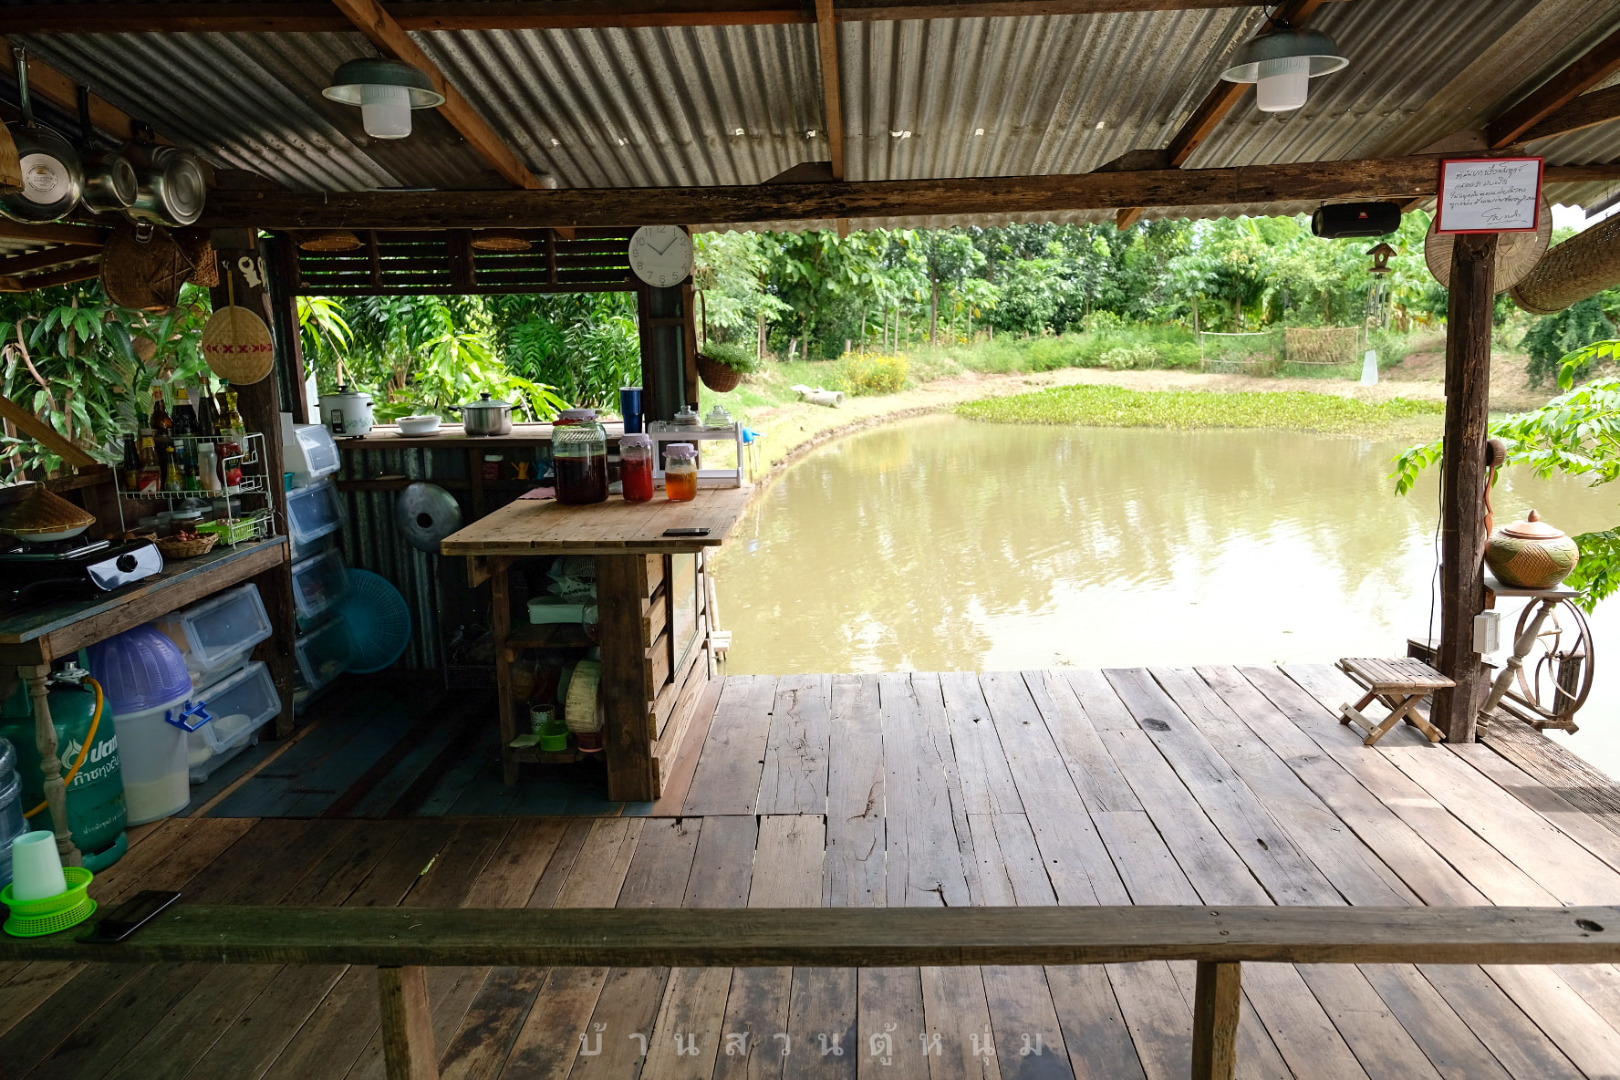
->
5 664 1620 1079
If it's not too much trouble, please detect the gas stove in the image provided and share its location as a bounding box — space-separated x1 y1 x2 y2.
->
0 536 165 610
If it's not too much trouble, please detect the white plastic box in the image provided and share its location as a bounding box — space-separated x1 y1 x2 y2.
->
291 549 349 621
284 421 341 487
294 615 353 702
187 661 281 783
156 583 272 680
287 480 343 546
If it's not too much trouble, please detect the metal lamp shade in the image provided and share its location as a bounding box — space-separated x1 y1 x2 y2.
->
394 482 463 553
322 59 445 109
1221 27 1348 82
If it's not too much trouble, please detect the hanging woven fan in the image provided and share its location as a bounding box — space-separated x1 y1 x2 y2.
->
299 229 363 252
1425 197 1551 293
0 124 21 193
201 272 274 384
100 222 194 312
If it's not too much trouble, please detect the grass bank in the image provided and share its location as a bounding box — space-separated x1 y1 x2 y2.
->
958 383 1446 439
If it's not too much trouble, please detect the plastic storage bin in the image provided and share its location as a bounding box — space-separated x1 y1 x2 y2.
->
88 626 203 825
291 549 349 622
294 615 353 712
287 480 343 546
157 583 272 679
188 661 280 783
285 423 341 486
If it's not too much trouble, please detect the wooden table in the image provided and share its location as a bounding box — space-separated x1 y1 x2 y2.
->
0 537 288 865
441 488 750 799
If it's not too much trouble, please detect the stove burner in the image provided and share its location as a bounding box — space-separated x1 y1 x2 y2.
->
0 536 112 560
0 538 163 611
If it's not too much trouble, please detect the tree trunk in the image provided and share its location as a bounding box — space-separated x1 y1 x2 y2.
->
930 278 940 346
1432 231 1499 743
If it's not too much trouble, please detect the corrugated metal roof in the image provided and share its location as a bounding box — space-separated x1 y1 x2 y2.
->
6 1 1620 227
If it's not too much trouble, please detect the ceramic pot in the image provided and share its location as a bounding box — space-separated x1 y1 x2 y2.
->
1485 509 1580 589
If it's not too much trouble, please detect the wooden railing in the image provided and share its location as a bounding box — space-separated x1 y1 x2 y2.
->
4 904 1617 1080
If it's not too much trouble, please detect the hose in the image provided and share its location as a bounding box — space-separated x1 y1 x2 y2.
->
23 677 104 820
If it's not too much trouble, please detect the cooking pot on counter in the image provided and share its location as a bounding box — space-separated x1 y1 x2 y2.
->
455 393 514 437
1 48 83 224
319 385 375 438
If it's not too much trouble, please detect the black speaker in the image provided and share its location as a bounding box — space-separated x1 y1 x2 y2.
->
1311 202 1402 238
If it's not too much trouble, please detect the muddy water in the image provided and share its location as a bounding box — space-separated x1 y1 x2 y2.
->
713 413 1620 780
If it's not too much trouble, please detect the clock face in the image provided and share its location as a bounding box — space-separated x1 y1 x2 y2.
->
629 225 693 288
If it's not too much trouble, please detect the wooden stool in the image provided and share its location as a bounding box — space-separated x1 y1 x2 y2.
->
1336 657 1452 747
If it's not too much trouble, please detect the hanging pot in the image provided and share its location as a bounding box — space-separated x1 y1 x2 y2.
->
74 86 135 214
125 143 206 228
0 47 83 224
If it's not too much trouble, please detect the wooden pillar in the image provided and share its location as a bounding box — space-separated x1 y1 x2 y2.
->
1432 232 1498 743
1191 960 1241 1080
597 554 658 801
210 229 299 738
376 966 438 1080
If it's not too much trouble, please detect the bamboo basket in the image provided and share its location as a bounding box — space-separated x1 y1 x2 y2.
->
175 228 219 287
201 274 274 384
1511 212 1620 315
0 124 21 192
101 224 193 312
156 533 217 559
696 352 743 392
1425 198 1551 293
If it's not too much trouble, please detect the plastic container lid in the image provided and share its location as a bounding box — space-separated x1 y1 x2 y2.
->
88 625 193 712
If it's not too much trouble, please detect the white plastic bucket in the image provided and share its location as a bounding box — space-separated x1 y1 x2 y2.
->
115 693 204 824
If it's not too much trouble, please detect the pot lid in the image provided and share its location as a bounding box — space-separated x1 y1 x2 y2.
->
463 392 511 410
394 481 463 554
1501 509 1566 540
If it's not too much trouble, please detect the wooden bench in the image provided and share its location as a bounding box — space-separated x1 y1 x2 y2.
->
4 904 1616 1080
1337 656 1452 746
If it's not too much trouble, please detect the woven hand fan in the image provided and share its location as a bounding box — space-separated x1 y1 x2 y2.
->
201 272 274 384
1425 197 1551 293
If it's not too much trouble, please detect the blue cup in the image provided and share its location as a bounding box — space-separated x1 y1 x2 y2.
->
620 387 643 433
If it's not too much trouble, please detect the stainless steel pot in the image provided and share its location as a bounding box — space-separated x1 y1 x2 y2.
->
125 143 206 227
75 87 135 214
318 385 375 437
456 392 514 437
0 48 83 224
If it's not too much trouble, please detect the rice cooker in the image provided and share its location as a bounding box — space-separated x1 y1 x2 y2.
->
318 386 375 438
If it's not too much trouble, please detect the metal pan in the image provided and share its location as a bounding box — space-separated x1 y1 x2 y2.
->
0 47 82 224
75 86 135 214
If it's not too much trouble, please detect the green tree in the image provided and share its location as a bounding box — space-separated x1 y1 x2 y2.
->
1522 297 1617 387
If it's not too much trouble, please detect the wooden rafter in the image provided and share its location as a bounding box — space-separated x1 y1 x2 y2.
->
1488 23 1620 148
0 37 147 142
198 155 1620 231
0 245 100 278
0 1 1357 34
0 221 107 247
328 0 543 191
1115 0 1330 228
815 0 846 181
1522 83 1620 143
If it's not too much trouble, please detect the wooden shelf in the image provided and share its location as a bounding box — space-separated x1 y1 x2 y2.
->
504 622 594 653
508 744 588 765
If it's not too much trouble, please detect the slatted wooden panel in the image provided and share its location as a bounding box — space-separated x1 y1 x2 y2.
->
290 228 635 296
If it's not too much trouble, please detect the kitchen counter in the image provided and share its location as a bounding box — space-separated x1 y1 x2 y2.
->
336 420 627 451
440 485 751 556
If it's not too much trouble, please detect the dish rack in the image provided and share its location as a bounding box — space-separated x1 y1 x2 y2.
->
114 431 278 543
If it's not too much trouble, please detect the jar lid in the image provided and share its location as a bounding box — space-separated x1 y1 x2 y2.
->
621 432 652 448
558 408 596 421
666 442 697 457
1501 508 1567 540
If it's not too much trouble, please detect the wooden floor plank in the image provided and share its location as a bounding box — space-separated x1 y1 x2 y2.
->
879 673 971 909
825 674 885 909
910 673 982 906
939 671 1022 816
757 674 831 816
683 675 779 816
1022 670 1141 814
1447 741 1620 876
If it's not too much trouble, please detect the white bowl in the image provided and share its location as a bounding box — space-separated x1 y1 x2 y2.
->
396 415 442 437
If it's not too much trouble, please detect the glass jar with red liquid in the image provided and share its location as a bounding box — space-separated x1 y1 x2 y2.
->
664 442 699 501
620 433 655 502
553 409 609 505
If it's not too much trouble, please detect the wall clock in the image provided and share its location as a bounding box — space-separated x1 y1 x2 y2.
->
628 225 692 288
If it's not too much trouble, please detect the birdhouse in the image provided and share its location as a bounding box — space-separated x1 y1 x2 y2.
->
1367 242 1396 275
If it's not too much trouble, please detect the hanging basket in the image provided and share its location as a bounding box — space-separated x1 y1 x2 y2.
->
1511 211 1620 315
201 305 274 384
100 223 193 312
696 352 743 392
175 228 219 287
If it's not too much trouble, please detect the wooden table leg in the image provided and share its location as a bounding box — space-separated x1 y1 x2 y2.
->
1192 960 1241 1080
23 664 81 867
377 965 438 1080
490 556 518 787
1477 597 1559 736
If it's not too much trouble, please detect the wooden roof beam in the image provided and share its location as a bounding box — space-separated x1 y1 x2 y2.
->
1116 0 1330 227
1488 23 1620 148
329 0 544 191
0 1 1359 34
0 245 100 277
198 155 1620 231
1520 81 1620 144
813 0 853 236
0 36 144 142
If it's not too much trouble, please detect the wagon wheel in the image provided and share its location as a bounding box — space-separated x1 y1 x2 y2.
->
1512 598 1594 726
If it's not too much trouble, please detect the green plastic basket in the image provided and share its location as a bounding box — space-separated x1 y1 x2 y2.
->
2 866 96 938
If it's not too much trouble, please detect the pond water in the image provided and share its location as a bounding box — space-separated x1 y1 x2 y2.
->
712 413 1620 781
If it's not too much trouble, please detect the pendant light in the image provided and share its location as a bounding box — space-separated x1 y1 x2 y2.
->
322 58 445 139
1220 22 1347 113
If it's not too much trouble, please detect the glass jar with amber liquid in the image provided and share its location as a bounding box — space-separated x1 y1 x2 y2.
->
664 442 699 501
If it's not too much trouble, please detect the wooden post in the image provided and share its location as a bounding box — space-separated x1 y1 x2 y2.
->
1432 232 1498 742
489 556 517 787
376 966 438 1080
598 554 658 801
24 664 80 866
1191 960 1241 1080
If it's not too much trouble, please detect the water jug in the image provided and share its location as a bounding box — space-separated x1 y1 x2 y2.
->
0 662 128 871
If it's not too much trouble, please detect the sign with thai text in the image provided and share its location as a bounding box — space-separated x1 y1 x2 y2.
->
1436 157 1544 233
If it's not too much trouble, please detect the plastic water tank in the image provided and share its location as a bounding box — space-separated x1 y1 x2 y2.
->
0 737 23 889
88 625 203 825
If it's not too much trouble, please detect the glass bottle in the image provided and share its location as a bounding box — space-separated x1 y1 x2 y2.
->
150 384 173 459
120 433 141 491
137 429 160 494
620 433 655 502
552 408 609 505
171 385 197 437
161 443 183 491
664 442 699 501
195 379 218 438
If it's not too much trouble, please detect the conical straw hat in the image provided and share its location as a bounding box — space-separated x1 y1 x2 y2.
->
1425 198 1551 292
0 483 96 538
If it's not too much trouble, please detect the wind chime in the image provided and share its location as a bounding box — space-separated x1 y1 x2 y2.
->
1364 241 1396 334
